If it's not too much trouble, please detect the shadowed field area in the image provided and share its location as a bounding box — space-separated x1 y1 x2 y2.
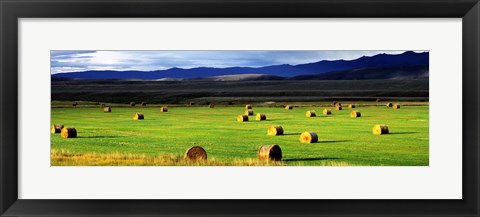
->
51 79 429 104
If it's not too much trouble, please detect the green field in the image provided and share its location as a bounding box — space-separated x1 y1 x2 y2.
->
51 103 429 166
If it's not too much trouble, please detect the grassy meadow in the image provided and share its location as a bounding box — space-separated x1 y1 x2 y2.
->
51 102 429 166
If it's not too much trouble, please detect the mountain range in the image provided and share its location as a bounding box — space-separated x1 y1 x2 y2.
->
51 51 429 81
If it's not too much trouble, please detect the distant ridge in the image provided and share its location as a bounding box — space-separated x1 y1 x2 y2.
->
52 51 429 80
290 65 429 80
159 74 285 81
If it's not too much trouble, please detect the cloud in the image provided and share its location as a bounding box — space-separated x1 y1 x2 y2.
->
51 50 96 58
50 50 424 74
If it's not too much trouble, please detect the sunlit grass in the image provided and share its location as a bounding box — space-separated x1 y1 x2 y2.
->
51 103 429 166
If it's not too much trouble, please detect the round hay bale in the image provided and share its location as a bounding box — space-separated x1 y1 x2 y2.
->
284 105 293 110
348 104 356 108
245 104 252 109
323 109 332 115
237 114 249 122
300 132 318 143
373 124 389 135
245 109 254 116
51 124 64 134
386 102 393 107
184 146 207 161
258 145 282 161
103 107 111 113
130 102 136 107
306 110 316 117
133 113 144 120
209 103 215 108
61 127 77 138
393 104 400 109
160 107 168 112
142 102 147 106
268 125 284 136
255 113 267 121
350 111 361 118
335 105 342 110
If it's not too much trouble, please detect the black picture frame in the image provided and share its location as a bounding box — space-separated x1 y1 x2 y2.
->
1 0 479 216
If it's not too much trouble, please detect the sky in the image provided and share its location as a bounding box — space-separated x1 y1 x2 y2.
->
51 50 415 74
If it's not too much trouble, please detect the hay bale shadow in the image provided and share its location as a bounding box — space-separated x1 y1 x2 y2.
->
77 135 126 139
282 133 302 136
319 140 352 143
283 157 341 162
388 132 417 135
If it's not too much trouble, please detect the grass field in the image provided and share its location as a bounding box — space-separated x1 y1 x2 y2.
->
51 103 429 166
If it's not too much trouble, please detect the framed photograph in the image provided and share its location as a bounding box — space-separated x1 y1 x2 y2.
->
1 0 479 216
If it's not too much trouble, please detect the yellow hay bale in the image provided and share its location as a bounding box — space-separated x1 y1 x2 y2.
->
323 109 332 115
160 107 168 112
61 127 77 138
284 105 293 110
103 107 111 113
350 111 361 118
142 102 147 106
209 103 215 108
373 124 389 135
245 109 254 116
245 104 252 109
133 113 144 120
335 105 342 110
348 104 356 108
184 146 207 160
51 124 64 134
268 125 284 136
255 113 266 121
386 102 393 107
300 132 318 143
258 145 282 161
306 110 316 117
237 114 249 122
393 104 401 109
130 102 136 107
